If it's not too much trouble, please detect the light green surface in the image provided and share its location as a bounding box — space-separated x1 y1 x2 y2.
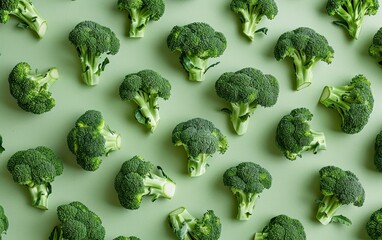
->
0 0 382 239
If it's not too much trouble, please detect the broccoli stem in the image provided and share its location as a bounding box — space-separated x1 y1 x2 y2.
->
239 4 263 41
28 184 51 210
233 189 258 220
334 2 366 39
254 233 268 240
143 174 176 200
133 92 160 132
77 46 107 86
188 153 210 177
306 129 327 154
11 0 47 38
29 67 59 90
48 226 63 240
128 8 149 38
316 195 342 225
320 86 353 117
168 207 196 240
292 54 313 91
230 102 257 135
181 54 208 82
99 128 121 155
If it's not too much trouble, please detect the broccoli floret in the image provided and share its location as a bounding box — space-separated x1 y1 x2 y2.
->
114 155 176 210
67 110 121 171
0 0 47 38
230 0 278 41
172 118 228 177
366 207 382 240
274 27 334 90
117 0 165 38
374 130 382 172
49 201 105 240
8 62 59 114
326 0 379 39
275 107 326 160
113 237 141 240
223 162 272 220
369 27 382 65
68 20 120 86
316 165 365 225
7 146 63 210
119 69 171 132
0 135 4 153
254 214 306 240
0 205 9 239
319 74 374 134
168 207 221 240
167 22 227 82
215 67 279 135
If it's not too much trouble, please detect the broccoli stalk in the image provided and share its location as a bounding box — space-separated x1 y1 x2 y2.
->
131 91 160 131
27 183 51 210
180 53 208 82
142 170 176 200
232 189 258 220
27 67 59 89
320 85 353 111
291 54 314 91
227 102 257 135
316 195 343 225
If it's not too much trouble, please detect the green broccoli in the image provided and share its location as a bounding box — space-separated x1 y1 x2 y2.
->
223 162 272 220
253 214 306 240
67 110 121 171
0 205 8 239
319 74 374 134
68 20 120 86
366 207 382 240
119 69 171 132
274 27 334 90
0 135 4 153
369 27 382 65
326 0 379 39
275 107 326 160
167 22 227 82
114 155 176 210
168 207 221 240
316 165 365 226
117 0 165 38
374 130 382 172
49 201 105 240
8 62 59 114
215 67 279 135
230 0 278 41
0 0 47 38
172 118 228 177
7 146 63 210
113 237 141 240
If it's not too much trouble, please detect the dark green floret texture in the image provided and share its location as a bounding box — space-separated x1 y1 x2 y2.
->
48 201 105 240
69 20 120 86
374 130 382 172
117 0 165 38
172 117 228 177
0 205 9 239
215 67 279 135
275 107 327 160
113 236 141 240
7 146 63 210
167 22 227 82
230 0 278 41
274 27 334 90
319 74 374 134
254 214 306 240
316 165 365 226
8 62 59 114
366 207 382 240
223 162 272 220
168 207 221 240
369 27 382 65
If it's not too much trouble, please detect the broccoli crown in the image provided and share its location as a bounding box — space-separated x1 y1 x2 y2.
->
114 155 176 209
320 74 374 134
230 0 278 19
117 0 165 20
0 0 18 21
374 130 382 172
8 62 59 114
255 214 306 240
54 201 105 240
0 135 4 153
113 236 141 240
67 110 121 171
275 108 326 160
369 27 382 59
366 207 382 240
0 205 9 238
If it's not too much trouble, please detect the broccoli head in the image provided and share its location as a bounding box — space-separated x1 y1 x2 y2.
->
8 62 59 114
0 0 47 38
167 22 227 82
119 69 171 132
172 118 228 177
254 214 306 240
369 27 382 65
49 201 105 240
113 237 141 240
0 135 4 153
230 0 278 41
316 165 365 225
374 130 382 172
274 27 334 90
275 107 326 160
69 20 120 86
223 162 272 220
168 207 221 240
114 155 176 210
215 67 279 135
319 74 374 134
0 205 8 239
7 146 63 210
326 0 379 39
366 207 382 240
67 110 121 171
117 0 165 38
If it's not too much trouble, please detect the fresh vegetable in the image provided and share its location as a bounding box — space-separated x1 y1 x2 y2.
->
113 237 141 240
369 27 382 65
366 207 382 240
0 205 8 239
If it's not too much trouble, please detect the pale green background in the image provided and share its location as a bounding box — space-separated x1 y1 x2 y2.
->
0 0 382 239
